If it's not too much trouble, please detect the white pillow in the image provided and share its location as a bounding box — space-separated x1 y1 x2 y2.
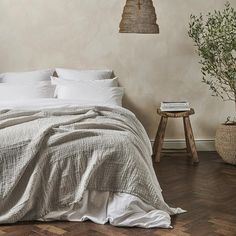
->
55 68 113 81
56 84 124 106
51 76 118 87
51 76 119 98
0 69 54 84
0 82 55 101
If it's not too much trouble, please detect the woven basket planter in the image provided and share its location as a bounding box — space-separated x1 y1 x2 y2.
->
215 124 236 165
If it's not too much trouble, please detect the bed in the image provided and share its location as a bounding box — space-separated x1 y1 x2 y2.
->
0 69 185 229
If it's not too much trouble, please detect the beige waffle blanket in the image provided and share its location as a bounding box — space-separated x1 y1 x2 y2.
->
0 106 184 223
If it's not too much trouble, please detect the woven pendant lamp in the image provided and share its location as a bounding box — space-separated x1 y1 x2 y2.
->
119 0 159 34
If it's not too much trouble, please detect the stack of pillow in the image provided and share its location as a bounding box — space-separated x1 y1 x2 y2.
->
0 69 55 100
0 68 124 106
53 68 124 106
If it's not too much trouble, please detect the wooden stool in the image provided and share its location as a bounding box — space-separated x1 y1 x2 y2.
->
152 108 199 164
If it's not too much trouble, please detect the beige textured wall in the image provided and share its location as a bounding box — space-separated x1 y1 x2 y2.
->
0 0 235 140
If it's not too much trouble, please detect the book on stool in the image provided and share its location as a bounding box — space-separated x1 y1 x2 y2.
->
160 101 190 112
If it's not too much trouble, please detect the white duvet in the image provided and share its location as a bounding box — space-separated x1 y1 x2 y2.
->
0 99 185 228
0 98 105 110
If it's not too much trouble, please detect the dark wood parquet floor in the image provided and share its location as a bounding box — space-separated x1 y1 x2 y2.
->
0 152 235 236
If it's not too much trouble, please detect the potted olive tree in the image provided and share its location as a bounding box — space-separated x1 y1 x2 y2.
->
188 2 236 165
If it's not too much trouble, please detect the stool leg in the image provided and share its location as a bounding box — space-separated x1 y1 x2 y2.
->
183 117 199 163
153 116 168 163
183 118 191 156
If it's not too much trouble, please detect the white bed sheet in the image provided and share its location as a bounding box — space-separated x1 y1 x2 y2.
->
0 98 112 110
0 99 183 228
39 190 173 228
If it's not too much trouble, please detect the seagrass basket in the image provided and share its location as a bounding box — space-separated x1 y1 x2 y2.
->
215 124 236 165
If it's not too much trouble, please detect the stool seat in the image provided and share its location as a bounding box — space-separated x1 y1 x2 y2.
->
152 108 199 164
157 108 195 118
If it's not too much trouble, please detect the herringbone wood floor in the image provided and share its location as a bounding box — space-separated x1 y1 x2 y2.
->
0 152 235 236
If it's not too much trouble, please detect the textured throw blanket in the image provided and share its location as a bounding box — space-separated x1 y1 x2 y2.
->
0 106 183 223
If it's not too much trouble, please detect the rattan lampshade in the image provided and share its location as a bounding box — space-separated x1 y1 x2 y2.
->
119 0 159 34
